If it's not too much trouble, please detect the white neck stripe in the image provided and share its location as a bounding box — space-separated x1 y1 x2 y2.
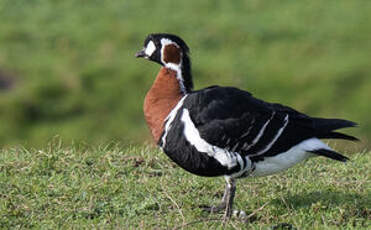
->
160 39 186 94
164 63 186 93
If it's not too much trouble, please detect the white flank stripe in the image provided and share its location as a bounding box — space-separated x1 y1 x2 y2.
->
251 138 331 177
243 112 275 151
240 117 256 139
231 142 239 152
181 109 246 169
250 114 289 157
161 96 187 148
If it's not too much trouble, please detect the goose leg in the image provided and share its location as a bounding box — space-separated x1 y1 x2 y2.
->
222 177 236 221
201 176 236 218
201 181 229 213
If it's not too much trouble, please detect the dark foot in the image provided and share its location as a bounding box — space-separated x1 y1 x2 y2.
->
201 176 239 223
271 223 296 230
200 203 226 214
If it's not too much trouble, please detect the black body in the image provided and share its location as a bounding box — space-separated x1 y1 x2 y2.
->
159 86 357 177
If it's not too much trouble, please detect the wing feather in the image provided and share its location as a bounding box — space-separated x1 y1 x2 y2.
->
183 87 316 158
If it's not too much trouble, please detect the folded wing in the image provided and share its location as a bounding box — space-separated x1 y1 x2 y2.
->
184 86 357 162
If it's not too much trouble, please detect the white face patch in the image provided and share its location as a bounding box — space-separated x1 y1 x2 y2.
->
144 40 156 57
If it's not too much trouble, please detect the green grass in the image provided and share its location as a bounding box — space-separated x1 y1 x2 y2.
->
0 0 370 148
1 140 369 229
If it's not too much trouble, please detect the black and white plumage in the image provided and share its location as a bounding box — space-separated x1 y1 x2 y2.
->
160 86 356 178
136 33 358 221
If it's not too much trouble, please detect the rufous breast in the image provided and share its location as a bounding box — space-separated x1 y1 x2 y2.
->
144 67 183 143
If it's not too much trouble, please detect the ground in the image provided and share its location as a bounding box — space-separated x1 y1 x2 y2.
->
0 140 369 229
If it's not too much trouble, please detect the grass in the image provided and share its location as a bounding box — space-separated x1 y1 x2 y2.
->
1 140 369 229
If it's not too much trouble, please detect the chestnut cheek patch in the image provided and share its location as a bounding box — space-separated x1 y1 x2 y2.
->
163 44 181 64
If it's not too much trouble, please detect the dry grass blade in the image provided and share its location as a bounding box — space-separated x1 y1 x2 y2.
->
244 202 270 222
172 218 223 230
161 178 186 228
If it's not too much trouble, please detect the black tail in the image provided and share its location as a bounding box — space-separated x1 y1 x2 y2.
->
309 149 349 162
313 118 358 141
313 118 358 131
317 131 359 141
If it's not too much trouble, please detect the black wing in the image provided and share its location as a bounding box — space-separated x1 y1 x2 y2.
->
184 86 356 161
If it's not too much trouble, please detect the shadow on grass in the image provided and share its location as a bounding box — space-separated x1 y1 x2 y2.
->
272 189 368 211
270 190 370 228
